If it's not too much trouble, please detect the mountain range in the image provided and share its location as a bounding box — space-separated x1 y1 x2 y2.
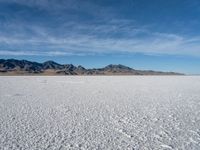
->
0 59 184 75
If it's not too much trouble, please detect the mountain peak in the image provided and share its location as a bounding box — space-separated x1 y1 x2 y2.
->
104 64 133 70
43 60 58 64
0 59 184 75
43 60 63 70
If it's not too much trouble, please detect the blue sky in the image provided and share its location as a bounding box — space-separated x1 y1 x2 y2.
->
0 0 200 74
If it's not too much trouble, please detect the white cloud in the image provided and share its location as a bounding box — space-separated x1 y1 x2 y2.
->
1 26 200 57
0 50 89 56
0 0 200 57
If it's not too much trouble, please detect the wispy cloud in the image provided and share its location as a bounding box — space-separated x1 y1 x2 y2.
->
1 22 200 56
0 50 90 56
0 0 200 57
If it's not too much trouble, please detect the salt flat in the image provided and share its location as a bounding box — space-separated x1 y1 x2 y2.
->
0 76 200 150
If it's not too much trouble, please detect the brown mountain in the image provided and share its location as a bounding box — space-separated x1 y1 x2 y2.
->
0 59 184 75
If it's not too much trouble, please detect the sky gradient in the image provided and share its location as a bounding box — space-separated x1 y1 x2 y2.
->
0 0 200 74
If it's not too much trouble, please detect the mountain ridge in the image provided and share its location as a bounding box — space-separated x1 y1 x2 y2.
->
0 59 184 75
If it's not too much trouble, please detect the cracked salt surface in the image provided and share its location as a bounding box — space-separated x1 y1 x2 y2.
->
0 76 200 150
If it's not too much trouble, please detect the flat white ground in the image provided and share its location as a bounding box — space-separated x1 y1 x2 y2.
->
0 76 200 150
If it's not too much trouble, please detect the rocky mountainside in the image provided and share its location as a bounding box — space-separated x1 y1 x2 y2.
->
0 59 184 75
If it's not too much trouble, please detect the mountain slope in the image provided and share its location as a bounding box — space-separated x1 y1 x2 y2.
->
0 59 184 75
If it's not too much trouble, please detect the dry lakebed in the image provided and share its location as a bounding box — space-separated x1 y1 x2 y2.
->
0 76 200 149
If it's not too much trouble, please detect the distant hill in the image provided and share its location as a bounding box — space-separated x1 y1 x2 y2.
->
0 59 184 75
